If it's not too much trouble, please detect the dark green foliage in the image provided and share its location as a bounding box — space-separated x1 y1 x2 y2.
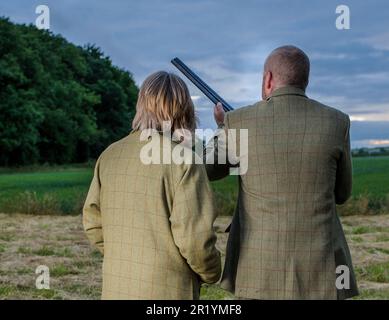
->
0 18 138 165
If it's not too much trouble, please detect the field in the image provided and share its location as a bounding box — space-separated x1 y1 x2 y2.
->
0 156 389 299
351 156 389 198
1 214 389 299
0 157 388 217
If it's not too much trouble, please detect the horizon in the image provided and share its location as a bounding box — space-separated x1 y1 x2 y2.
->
1 0 389 148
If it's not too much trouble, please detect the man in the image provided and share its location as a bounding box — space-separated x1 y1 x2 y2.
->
206 45 358 299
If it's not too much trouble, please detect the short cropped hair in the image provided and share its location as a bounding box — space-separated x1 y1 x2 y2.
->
264 45 310 90
132 71 197 132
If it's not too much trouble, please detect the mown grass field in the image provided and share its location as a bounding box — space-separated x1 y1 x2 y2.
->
0 156 389 299
1 213 389 299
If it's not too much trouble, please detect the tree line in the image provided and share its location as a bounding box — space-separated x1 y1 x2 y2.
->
0 17 138 166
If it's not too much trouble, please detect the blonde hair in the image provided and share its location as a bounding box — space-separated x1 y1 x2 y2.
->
132 71 197 132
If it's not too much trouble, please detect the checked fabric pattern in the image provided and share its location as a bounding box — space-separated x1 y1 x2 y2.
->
206 86 358 300
83 132 221 299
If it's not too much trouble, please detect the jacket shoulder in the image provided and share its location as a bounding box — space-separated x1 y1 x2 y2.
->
226 101 265 127
99 135 132 161
309 99 350 124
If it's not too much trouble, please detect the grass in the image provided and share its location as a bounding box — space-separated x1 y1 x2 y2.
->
355 288 389 300
0 285 60 299
17 246 74 257
376 234 389 242
210 156 389 217
352 156 389 198
349 226 389 235
211 175 239 216
356 261 389 283
336 156 389 216
0 232 15 242
371 248 389 255
200 284 234 300
0 168 92 215
0 213 104 300
50 264 79 277
0 156 388 216
351 236 364 243
1 213 389 300
0 156 388 299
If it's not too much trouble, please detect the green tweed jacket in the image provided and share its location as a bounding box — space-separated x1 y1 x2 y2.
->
83 131 221 299
206 86 358 300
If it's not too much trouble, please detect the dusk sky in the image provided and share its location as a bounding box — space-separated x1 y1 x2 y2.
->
2 0 389 147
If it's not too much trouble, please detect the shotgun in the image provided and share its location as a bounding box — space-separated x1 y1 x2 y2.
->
171 57 234 112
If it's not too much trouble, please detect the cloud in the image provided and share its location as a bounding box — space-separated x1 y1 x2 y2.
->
1 0 389 144
310 52 349 60
348 107 389 122
182 56 262 106
359 32 389 51
369 139 389 146
190 95 201 102
352 139 389 148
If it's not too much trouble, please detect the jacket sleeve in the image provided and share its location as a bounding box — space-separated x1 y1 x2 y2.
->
335 116 353 204
169 163 221 284
204 112 233 181
83 156 104 254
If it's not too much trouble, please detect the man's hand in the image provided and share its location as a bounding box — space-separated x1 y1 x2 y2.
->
214 102 225 127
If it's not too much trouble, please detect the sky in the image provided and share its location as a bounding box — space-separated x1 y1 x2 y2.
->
1 0 389 148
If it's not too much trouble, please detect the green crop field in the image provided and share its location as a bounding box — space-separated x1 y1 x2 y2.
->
212 156 389 203
0 156 388 216
0 168 93 215
351 156 389 198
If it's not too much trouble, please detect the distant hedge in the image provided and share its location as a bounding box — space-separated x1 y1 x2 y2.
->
0 17 138 165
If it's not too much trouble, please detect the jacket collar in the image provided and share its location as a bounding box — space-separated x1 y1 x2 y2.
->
266 86 307 101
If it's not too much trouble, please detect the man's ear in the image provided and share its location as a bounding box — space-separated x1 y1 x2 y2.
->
266 71 273 90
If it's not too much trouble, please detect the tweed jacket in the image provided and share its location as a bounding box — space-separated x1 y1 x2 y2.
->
206 86 358 300
83 131 221 299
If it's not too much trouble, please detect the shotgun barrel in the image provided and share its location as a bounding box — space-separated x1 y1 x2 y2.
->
171 57 234 112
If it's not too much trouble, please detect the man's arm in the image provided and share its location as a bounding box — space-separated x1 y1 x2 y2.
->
335 116 352 204
204 103 231 181
169 163 221 284
83 156 104 254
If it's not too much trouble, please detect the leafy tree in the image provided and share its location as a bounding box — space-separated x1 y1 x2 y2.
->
0 17 138 165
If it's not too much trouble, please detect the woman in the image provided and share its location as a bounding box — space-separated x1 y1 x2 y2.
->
83 71 221 299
